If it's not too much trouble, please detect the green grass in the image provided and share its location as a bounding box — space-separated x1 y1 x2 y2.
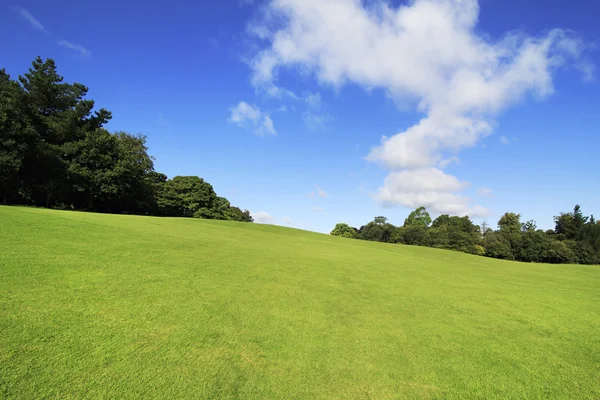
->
0 206 598 399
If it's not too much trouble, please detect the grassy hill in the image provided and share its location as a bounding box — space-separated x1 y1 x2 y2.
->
1 206 598 399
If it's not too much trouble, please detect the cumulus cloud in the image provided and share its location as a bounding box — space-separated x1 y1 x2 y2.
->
281 216 293 225
14 7 45 32
247 0 592 216
58 40 90 56
229 101 277 136
376 168 487 216
252 211 276 224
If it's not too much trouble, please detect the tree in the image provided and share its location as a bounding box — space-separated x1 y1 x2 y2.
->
398 224 430 246
430 214 479 253
374 216 388 225
0 57 254 222
331 223 358 239
522 220 537 233
498 212 522 235
0 69 35 203
483 232 514 260
155 176 217 217
226 206 253 222
404 207 432 228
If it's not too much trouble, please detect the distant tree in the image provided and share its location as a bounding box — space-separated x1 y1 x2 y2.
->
483 232 514 260
226 206 253 222
358 222 385 242
498 212 522 235
155 176 217 217
395 225 430 246
522 220 537 233
374 216 388 225
430 214 479 253
331 223 358 239
404 206 432 228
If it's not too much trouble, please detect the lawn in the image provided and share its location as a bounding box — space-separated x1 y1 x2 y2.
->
0 206 598 399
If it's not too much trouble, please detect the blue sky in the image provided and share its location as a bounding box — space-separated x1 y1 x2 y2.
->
2 0 598 233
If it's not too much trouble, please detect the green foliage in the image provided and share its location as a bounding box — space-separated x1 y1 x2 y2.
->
330 205 598 265
330 223 358 239
358 218 395 242
403 206 432 228
395 225 430 246
0 57 252 222
484 232 514 260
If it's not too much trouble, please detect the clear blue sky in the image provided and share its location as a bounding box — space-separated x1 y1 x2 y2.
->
2 0 598 232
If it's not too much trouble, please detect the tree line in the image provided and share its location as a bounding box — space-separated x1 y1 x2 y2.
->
331 205 600 265
0 57 252 222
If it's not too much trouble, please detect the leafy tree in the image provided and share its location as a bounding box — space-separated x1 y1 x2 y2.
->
498 212 522 235
522 220 537 233
374 216 388 225
155 176 217 217
404 206 432 228
483 232 514 260
226 206 253 222
517 230 548 263
0 69 35 203
544 240 574 264
330 223 358 239
398 224 430 246
430 214 479 253
0 57 254 222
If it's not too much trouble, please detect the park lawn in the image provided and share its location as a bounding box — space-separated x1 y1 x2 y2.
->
0 206 598 399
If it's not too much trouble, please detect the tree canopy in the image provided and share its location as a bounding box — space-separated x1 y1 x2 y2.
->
330 205 599 265
0 57 252 223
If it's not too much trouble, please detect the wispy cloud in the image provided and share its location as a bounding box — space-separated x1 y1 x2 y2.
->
500 136 509 145
58 40 91 57
313 206 326 212
13 7 45 32
228 101 277 136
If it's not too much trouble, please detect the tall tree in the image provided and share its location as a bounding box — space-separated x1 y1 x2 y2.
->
404 206 432 228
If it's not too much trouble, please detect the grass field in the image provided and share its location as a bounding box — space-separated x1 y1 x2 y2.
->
0 206 599 399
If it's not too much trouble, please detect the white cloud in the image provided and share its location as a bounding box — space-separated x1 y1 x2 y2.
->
252 211 276 224
377 168 488 216
58 40 90 56
313 206 325 212
14 7 45 32
477 187 493 197
500 135 509 144
281 216 293 225
228 101 277 136
246 0 591 216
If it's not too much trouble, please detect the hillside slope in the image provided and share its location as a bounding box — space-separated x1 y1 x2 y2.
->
1 206 598 399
